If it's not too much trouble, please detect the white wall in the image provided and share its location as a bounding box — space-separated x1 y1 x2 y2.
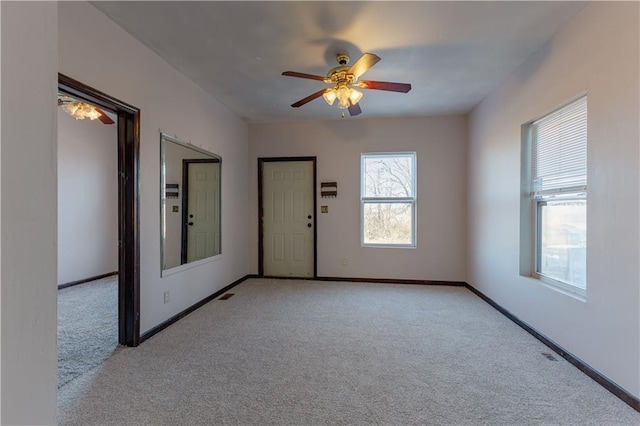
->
468 1 640 397
58 1 249 334
58 109 118 285
249 116 467 281
1 2 58 424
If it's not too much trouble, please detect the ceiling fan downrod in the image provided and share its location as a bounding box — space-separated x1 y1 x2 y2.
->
336 53 350 66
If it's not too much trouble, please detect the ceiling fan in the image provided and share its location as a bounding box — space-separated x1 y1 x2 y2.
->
57 95 115 124
282 52 411 117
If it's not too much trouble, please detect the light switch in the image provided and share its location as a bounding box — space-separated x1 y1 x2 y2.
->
321 206 328 213
172 206 179 213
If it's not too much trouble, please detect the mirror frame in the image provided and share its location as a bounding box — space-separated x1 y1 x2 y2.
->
160 133 222 276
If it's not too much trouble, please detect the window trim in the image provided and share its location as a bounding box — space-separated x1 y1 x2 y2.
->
524 94 587 296
360 152 417 248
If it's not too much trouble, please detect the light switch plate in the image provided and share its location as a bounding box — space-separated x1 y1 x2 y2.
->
172 206 179 213
321 206 328 213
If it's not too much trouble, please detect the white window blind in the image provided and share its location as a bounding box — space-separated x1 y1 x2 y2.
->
531 96 587 196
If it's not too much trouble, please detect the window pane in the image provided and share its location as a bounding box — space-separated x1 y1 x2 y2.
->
538 200 586 289
363 155 413 198
363 202 413 245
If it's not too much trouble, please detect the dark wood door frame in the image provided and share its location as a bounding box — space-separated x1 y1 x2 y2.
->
258 157 317 278
180 158 220 264
58 73 141 347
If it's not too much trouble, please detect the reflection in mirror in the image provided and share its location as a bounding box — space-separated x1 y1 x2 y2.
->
161 134 221 272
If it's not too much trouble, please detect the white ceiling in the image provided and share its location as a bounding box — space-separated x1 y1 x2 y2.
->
91 1 586 124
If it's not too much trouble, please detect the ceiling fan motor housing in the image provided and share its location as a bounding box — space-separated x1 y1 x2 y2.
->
327 66 357 85
326 53 357 86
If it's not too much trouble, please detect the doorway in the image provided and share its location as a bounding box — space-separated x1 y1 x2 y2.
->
58 74 140 347
181 158 221 263
258 157 317 278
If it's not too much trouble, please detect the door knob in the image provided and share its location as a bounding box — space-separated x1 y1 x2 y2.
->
307 223 312 228
307 215 312 219
188 222 194 226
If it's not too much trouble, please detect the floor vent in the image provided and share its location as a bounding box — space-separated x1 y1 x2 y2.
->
542 352 558 361
219 293 235 300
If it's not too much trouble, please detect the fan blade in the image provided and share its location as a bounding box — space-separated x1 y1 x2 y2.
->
356 80 412 93
95 108 115 124
348 101 362 117
348 53 381 79
291 88 329 108
282 71 327 82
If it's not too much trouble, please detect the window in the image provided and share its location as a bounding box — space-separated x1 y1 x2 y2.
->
529 95 587 293
361 152 416 247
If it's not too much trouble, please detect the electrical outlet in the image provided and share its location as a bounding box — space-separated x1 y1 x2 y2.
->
341 258 348 266
164 291 170 304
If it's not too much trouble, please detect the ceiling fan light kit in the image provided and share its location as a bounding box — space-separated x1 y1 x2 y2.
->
282 52 412 117
58 95 115 124
61 100 102 121
323 85 363 109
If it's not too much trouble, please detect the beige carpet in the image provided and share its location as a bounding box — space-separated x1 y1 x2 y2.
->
58 275 119 388
58 278 639 425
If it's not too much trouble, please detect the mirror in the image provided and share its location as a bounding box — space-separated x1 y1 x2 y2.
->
161 134 221 272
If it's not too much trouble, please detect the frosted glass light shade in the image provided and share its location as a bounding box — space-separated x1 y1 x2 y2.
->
322 89 337 105
349 89 363 104
336 86 351 109
62 102 101 121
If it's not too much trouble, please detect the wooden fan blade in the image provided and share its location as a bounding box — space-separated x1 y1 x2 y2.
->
291 88 329 108
95 108 115 124
348 53 381 79
356 80 412 93
348 101 362 117
282 71 327 82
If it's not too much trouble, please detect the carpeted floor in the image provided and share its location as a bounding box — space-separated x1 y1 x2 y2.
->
58 278 640 425
58 275 119 388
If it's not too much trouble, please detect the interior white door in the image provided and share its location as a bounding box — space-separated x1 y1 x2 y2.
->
262 160 314 277
186 161 220 262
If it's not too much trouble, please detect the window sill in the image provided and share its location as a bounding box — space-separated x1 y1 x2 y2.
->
362 244 416 249
534 273 586 302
